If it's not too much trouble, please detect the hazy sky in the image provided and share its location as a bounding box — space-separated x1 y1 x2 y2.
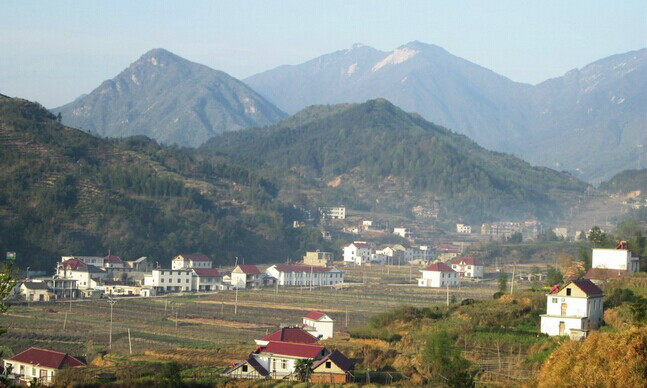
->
2 0 646 108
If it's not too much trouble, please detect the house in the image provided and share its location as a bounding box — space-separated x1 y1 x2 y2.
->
319 206 346 220
540 279 604 340
224 356 270 379
2 347 85 386
343 242 372 265
302 311 334 339
20 282 56 302
481 222 522 239
192 268 222 291
103 255 124 269
450 256 484 278
172 254 213 270
231 265 263 289
436 250 460 262
591 241 640 274
255 327 319 346
60 256 104 267
418 263 459 288
44 277 78 299
456 224 472 234
125 256 153 272
143 269 194 292
553 227 569 239
102 283 156 297
310 350 354 384
253 341 328 378
56 260 108 290
266 265 343 287
303 251 333 267
393 227 409 238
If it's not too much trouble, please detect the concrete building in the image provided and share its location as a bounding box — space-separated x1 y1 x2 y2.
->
456 224 472 234
143 269 194 292
3 347 85 386
56 260 108 290
60 256 104 267
591 241 640 274
540 279 604 340
311 350 354 384
418 263 459 288
303 251 333 267
319 206 346 220
343 241 372 265
552 227 569 239
172 254 213 270
450 256 484 278
393 227 409 238
302 311 334 339
266 265 343 287
20 282 56 302
231 265 264 289
192 268 222 291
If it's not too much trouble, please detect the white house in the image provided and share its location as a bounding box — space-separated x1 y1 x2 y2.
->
172 254 213 270
450 256 484 278
302 311 334 339
3 347 85 386
103 255 124 269
456 224 472 234
343 242 372 265
251 341 328 378
266 265 343 287
540 279 604 340
590 241 640 274
56 260 108 290
60 256 104 267
418 263 459 288
143 268 194 292
393 227 409 238
319 206 346 220
231 265 264 289
192 268 222 291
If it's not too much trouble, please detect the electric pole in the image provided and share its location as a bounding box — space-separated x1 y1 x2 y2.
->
108 298 116 349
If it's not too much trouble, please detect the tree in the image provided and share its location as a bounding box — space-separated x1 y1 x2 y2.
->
497 272 508 293
56 112 62 124
588 226 610 247
507 232 523 243
422 331 475 388
577 244 592 271
546 266 564 286
0 261 16 347
161 362 182 388
294 358 314 382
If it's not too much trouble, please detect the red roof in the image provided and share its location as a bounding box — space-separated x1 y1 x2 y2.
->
7 348 85 369
61 259 87 270
450 256 483 266
434 244 457 251
569 279 604 296
273 264 335 273
236 264 261 274
178 254 212 262
423 262 455 272
104 255 122 264
350 242 369 248
192 268 221 277
304 311 327 320
261 327 318 344
261 341 325 358
584 268 628 281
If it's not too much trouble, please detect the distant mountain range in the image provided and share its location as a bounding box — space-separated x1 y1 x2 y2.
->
599 169 646 194
54 49 286 147
204 99 588 222
245 42 647 182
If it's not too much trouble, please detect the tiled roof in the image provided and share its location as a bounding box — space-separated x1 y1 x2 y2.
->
261 327 318 344
224 356 269 377
261 341 325 359
304 311 327 320
103 255 122 264
450 256 483 266
584 268 628 280
422 262 455 272
312 349 353 372
60 259 87 270
192 268 221 277
22 282 50 290
350 242 369 248
178 254 212 262
273 264 335 273
7 347 86 369
236 265 261 274
568 279 604 296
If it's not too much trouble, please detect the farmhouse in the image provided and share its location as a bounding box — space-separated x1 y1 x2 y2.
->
231 265 264 289
418 263 459 288
343 241 372 265
172 254 213 270
192 268 222 291
302 311 334 339
20 282 56 302
255 327 318 346
224 357 270 379
450 256 484 278
303 250 333 267
456 224 472 234
60 255 104 267
143 269 194 292
266 264 343 287
393 227 409 238
540 279 604 340
103 255 124 269
253 341 328 378
319 206 346 219
56 260 108 290
310 349 354 384
2 347 86 386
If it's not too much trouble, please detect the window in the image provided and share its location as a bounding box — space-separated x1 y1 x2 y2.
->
566 288 571 296
552 298 558 303
326 361 332 369
242 365 248 372
186 279 189 283
281 360 288 369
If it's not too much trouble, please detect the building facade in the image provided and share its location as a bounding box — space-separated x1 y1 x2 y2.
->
450 256 484 278
418 263 459 288
303 251 333 267
343 242 372 265
266 265 343 287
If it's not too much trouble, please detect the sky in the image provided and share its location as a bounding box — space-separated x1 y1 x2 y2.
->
2 0 646 108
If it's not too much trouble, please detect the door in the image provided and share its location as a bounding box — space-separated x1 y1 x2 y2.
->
559 321 565 336
561 303 567 316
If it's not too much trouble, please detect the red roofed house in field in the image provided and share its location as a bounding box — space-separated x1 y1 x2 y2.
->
265 264 344 287
584 241 641 282
3 347 86 386
302 311 334 339
450 256 484 278
172 254 213 270
343 241 372 265
231 265 263 289
310 349 354 384
257 341 328 378
418 262 459 288
255 327 319 346
103 255 124 269
191 268 222 291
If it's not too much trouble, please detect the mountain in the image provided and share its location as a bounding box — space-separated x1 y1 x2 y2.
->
54 49 286 147
203 99 589 222
245 43 647 182
0 95 328 270
599 169 646 194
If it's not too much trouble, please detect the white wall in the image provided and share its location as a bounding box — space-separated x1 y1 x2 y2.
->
540 316 584 337
592 249 635 272
418 270 458 288
304 317 334 339
149 269 194 292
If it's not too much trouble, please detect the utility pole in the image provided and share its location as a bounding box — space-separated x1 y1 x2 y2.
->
128 328 132 354
345 309 348 327
510 265 516 294
175 311 178 331
63 311 68 330
69 281 73 312
446 282 449 307
310 266 313 292
234 287 238 315
108 298 116 349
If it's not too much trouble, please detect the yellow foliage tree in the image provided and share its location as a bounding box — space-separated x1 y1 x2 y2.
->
534 327 647 388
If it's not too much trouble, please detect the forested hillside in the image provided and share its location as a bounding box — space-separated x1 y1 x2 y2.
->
0 96 329 270
204 99 589 222
599 169 646 194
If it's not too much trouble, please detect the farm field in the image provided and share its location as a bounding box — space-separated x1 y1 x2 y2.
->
0 266 527 368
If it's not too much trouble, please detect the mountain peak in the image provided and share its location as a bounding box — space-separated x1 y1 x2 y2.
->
136 48 184 67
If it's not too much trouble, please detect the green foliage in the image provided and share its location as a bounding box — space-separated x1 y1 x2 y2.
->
161 362 183 388
497 272 508 293
545 266 564 286
629 297 647 323
294 359 314 382
605 288 637 309
368 306 444 329
507 232 523 243
588 226 613 248
421 331 475 388
599 168 647 194
577 244 592 271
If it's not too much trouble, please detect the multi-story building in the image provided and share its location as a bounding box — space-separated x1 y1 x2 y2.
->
342 242 372 265
192 268 222 291
266 265 343 287
481 222 522 239
172 254 213 270
393 227 409 238
3 348 85 386
456 224 472 234
60 256 104 267
319 206 346 220
417 263 459 288
231 265 264 289
302 310 334 339
143 268 194 292
540 279 604 340
56 259 108 290
303 251 334 267
450 256 484 278
585 241 641 281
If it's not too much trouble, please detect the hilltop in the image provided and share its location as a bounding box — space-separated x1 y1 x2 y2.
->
54 48 286 147
0 96 327 270
203 99 589 222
